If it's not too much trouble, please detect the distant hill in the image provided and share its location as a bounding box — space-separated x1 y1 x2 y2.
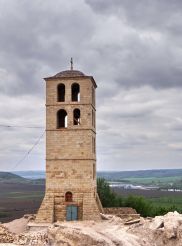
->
0 172 45 185
0 172 27 183
1 169 182 189
97 169 182 180
13 170 45 180
11 169 182 181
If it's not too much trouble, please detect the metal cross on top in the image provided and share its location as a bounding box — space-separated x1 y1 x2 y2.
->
70 57 73 70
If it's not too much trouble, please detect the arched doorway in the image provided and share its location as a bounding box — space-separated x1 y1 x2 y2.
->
65 191 73 202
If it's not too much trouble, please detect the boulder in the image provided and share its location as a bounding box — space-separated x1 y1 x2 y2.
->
163 212 182 239
149 216 164 230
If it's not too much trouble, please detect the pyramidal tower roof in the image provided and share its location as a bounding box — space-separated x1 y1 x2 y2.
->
53 69 85 78
44 59 97 87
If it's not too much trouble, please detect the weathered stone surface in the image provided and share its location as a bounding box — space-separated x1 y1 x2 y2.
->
104 207 137 215
47 221 143 246
149 211 182 239
149 216 164 230
163 211 182 239
14 231 48 246
2 212 182 245
0 225 14 243
104 207 140 221
124 219 140 225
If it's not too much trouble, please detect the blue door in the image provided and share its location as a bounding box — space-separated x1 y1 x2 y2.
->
66 205 78 221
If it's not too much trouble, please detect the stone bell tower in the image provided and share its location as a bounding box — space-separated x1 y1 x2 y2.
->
36 61 102 223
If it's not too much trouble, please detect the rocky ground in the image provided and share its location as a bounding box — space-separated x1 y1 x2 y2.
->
0 212 182 245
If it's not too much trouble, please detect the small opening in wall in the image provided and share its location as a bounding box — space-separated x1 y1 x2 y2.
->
72 83 80 102
93 137 95 153
93 163 96 179
92 110 94 127
92 137 96 153
92 110 95 128
65 191 73 202
92 87 95 105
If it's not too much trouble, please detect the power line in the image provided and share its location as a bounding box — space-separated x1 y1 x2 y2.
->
0 124 44 129
12 131 45 170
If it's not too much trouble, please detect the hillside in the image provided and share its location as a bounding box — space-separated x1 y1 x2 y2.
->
98 169 182 179
11 169 182 180
1 169 182 188
0 172 45 222
98 169 182 190
8 169 182 189
0 172 45 186
0 172 27 183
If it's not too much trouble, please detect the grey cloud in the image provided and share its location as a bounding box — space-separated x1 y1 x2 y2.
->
168 143 182 151
166 118 182 131
0 0 95 96
86 0 182 89
86 0 182 31
0 0 182 171
96 86 182 170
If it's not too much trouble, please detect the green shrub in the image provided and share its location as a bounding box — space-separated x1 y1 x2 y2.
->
97 178 181 217
154 205 179 216
97 178 119 207
124 195 153 217
0 212 10 218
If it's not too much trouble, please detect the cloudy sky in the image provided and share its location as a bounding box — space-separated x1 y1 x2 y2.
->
0 0 182 171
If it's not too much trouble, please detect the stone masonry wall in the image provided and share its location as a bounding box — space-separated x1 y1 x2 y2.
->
36 74 101 223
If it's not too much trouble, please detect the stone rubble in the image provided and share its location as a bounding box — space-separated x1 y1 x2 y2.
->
0 224 14 243
14 231 48 246
0 212 182 245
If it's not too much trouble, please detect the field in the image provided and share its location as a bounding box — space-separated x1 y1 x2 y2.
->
1 183 181 223
0 170 182 222
113 187 182 213
119 176 182 189
0 182 45 222
98 170 182 190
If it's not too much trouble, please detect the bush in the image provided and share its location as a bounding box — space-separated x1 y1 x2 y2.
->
154 205 179 216
0 212 10 218
124 195 154 217
97 178 120 207
97 178 181 217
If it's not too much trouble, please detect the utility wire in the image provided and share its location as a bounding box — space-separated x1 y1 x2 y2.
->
0 124 44 129
12 131 45 170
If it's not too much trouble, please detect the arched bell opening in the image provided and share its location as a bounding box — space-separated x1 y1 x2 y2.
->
73 108 81 125
57 83 65 102
71 83 80 102
57 109 67 128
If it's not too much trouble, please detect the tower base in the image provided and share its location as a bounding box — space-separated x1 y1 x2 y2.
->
36 192 102 223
